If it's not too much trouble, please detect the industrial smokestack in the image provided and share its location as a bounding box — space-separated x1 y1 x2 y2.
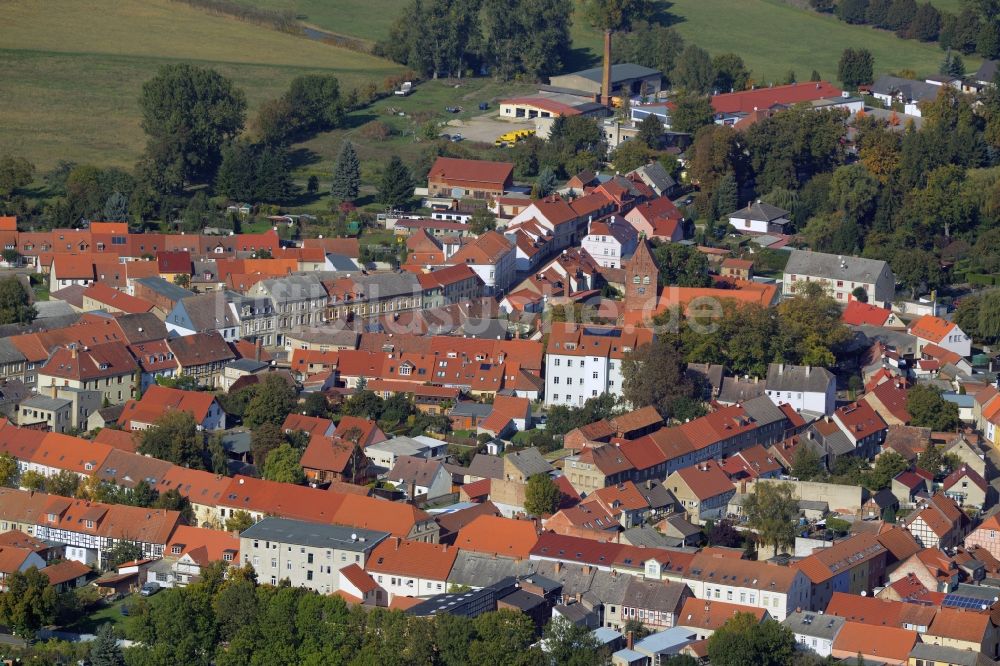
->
602 29 612 108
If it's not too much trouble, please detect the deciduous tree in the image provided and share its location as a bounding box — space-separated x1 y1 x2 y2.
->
138 64 247 192
707 614 796 666
524 473 561 516
742 482 798 557
262 443 305 484
139 411 205 469
0 276 36 325
908 385 961 431
244 374 296 429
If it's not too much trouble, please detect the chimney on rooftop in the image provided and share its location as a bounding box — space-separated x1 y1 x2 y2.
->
626 631 634 650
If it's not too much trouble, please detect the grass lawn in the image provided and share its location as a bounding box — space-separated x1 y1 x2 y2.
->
62 597 131 635
0 0 404 170
233 0 398 43
658 0 978 83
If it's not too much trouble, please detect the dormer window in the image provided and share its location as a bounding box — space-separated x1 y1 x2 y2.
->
85 520 94 529
172 545 182 555
47 513 56 522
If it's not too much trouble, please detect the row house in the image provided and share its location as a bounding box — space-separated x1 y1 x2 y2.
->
216 475 440 543
364 537 458 601
325 272 423 321
246 275 328 346
544 322 654 407
151 525 239 588
240 517 388 593
445 231 516 296
426 157 513 200
904 494 971 550
0 487 180 568
604 578 691 632
38 341 139 406
165 292 241 342
793 532 888 611
665 460 736 524
528 532 695 582
230 293 280 348
117 385 227 431
681 553 812 621
580 217 638 270
165 331 237 388
417 265 483 308
973 385 1000 445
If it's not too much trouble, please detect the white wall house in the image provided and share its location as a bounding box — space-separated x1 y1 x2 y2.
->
581 217 638 269
783 249 896 308
764 363 836 416
681 555 812 622
544 324 652 408
909 315 972 358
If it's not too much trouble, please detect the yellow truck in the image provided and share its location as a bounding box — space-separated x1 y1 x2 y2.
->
494 128 536 147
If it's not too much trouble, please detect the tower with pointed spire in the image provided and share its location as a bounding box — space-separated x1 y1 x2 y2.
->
624 238 659 311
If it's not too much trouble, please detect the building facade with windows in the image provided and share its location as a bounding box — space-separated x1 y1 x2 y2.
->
544 323 654 407
240 517 389 594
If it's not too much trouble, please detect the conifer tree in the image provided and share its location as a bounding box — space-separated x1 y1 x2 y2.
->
331 141 360 201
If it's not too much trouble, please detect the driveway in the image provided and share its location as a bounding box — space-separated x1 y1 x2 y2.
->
443 112 536 145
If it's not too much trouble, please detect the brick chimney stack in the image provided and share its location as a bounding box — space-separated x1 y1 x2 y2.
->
601 29 613 107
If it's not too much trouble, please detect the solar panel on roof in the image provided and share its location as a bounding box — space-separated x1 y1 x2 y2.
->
943 594 989 610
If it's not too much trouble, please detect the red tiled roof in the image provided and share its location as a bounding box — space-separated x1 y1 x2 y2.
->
678 598 766 630
455 515 538 558
166 525 239 566
674 460 735 501
118 385 218 429
366 537 457 580
909 315 957 343
82 283 154 314
711 81 844 114
428 157 513 187
831 621 917 662
842 301 893 327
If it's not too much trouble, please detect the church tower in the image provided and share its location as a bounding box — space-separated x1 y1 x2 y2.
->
624 238 659 311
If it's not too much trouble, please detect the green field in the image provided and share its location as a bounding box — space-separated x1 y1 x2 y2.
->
0 0 404 170
240 0 974 84
662 0 978 83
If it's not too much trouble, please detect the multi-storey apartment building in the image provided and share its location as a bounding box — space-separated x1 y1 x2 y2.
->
240 517 389 593
544 323 654 407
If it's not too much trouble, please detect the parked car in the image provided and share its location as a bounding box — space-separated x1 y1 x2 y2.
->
450 134 463 142
140 582 161 597
445 106 462 113
479 102 489 110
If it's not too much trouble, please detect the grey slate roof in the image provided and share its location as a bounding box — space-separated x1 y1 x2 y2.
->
228 358 268 373
718 376 766 404
111 313 169 344
240 516 389 551
324 253 360 272
687 363 724 394
784 249 890 285
782 610 845 640
258 274 327 302
0 338 26 365
765 363 835 393
447 551 532 587
387 455 445 487
349 272 421 300
133 277 195 302
505 447 554 478
221 431 253 455
908 644 985 666
282 327 359 348
620 578 688 613
628 162 677 196
172 293 238 331
20 394 71 411
621 524 678 548
871 75 940 103
460 317 509 340
727 200 789 222
567 63 661 84
742 394 789 426
450 402 494 419
467 453 504 480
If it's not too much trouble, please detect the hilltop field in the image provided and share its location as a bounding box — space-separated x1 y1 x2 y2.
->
0 0 980 172
0 0 404 170
239 0 974 83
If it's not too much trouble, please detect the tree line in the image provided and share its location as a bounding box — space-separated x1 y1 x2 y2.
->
812 0 1000 61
